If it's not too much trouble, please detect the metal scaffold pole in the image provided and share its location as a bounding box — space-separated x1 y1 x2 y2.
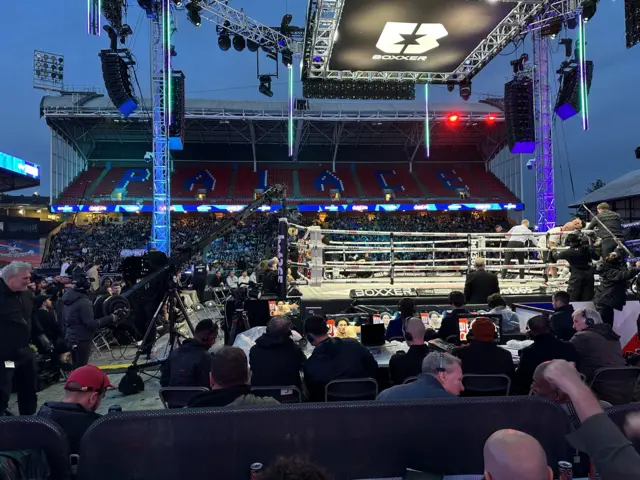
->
150 0 172 255
533 30 556 231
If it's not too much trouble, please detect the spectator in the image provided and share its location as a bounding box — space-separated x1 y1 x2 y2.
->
388 317 429 385
513 315 578 395
377 352 464 400
487 293 521 334
385 297 415 341
543 359 640 478
0 261 38 415
86 260 99 292
436 291 469 342
262 260 279 295
453 317 514 377
594 251 640 326
238 271 250 288
483 429 553 480
187 347 279 407
552 232 597 301
502 219 537 280
60 258 70 277
160 319 218 390
586 202 624 258
571 307 631 405
67 257 86 279
37 365 112 454
32 294 69 362
226 271 239 290
210 271 223 288
249 316 306 389
95 277 112 296
303 315 378 402
262 456 332 480
549 291 575 341
464 257 500 305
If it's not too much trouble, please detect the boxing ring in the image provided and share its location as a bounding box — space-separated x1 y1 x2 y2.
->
284 223 574 300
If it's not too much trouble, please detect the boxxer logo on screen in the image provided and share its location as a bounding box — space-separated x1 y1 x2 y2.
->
373 22 448 61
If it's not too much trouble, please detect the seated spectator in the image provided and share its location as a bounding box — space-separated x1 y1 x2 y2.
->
303 315 378 402
32 294 70 364
262 456 331 480
487 293 521 334
571 307 631 405
335 318 357 339
160 319 218 389
249 316 306 388
226 271 239 289
210 271 223 288
436 291 469 342
483 429 553 480
453 317 514 378
187 347 279 407
549 291 575 341
388 317 429 385
37 365 112 454
262 260 279 295
238 271 250 288
385 297 415 341
377 352 464 401
464 257 500 305
513 315 578 394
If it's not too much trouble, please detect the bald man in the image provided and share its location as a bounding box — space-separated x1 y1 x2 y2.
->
483 429 553 480
388 317 429 385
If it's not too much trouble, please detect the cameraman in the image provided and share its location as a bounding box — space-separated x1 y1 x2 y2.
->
594 251 640 326
552 233 599 302
62 273 125 368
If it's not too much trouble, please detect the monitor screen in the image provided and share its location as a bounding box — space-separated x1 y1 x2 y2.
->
360 323 386 347
325 313 370 339
457 314 503 343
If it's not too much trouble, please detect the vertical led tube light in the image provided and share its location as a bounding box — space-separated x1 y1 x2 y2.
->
288 64 294 157
578 15 589 131
424 82 430 158
165 0 172 126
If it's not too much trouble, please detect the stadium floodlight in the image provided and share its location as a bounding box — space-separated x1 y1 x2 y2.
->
186 3 202 27
233 35 245 52
33 50 65 91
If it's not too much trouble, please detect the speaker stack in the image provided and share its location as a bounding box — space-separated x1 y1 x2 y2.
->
504 78 535 154
555 61 594 121
169 70 186 151
99 49 138 117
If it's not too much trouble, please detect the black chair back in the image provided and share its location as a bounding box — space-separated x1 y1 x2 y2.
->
77 397 571 480
589 367 640 404
462 374 511 396
251 386 302 403
325 378 378 402
605 403 640 456
0 416 71 479
159 387 209 408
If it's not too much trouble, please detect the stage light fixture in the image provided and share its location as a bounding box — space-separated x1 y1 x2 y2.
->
581 0 597 21
446 82 455 92
233 35 246 52
487 115 496 122
247 39 260 52
559 38 573 58
137 0 154 16
186 3 202 27
459 81 471 101
171 0 183 6
542 18 563 37
281 13 293 35
567 17 578 29
218 33 231 51
281 48 293 67
259 75 273 97
448 114 459 123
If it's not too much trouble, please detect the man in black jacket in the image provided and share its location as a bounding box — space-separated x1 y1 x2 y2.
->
586 203 623 258
0 261 37 415
388 317 429 385
62 274 120 368
553 234 598 302
37 365 112 454
262 260 279 295
160 319 218 390
464 257 500 305
436 291 469 343
249 316 306 388
549 291 575 341
191 258 208 303
594 251 640 326
513 315 579 394
303 315 378 402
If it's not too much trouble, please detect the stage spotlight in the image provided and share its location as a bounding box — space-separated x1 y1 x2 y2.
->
171 0 183 6
186 3 201 27
259 75 273 97
559 38 573 58
581 0 597 21
233 35 246 52
448 114 459 123
138 0 154 16
446 82 455 92
486 115 496 122
459 81 471 101
218 33 231 51
247 39 260 52
541 18 563 38
281 13 293 34
281 48 293 67
566 17 578 29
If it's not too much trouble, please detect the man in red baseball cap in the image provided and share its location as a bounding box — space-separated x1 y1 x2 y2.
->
37 365 113 453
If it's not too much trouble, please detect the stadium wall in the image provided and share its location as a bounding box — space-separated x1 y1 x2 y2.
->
487 145 523 222
51 129 86 203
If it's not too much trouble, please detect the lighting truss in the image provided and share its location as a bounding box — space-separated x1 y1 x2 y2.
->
199 0 302 55
302 0 579 84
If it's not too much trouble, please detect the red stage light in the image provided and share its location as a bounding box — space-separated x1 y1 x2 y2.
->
487 115 496 122
448 114 459 123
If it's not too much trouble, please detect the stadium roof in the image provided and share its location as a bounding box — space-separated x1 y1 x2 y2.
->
41 93 506 161
569 169 640 207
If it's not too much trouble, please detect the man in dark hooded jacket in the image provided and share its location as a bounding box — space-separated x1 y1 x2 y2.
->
303 315 378 402
594 251 640 326
249 316 306 388
585 203 623 258
571 307 631 405
62 274 119 368
549 291 576 341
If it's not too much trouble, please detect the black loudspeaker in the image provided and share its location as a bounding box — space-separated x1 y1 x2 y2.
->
169 70 186 151
554 61 594 121
99 49 138 117
504 78 535 154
